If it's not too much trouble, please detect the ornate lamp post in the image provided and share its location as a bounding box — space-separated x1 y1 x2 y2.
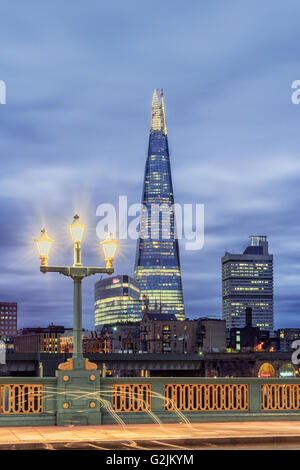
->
35 215 118 370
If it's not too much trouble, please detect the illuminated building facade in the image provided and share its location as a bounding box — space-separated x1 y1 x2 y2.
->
222 236 273 331
60 330 111 354
134 89 185 320
277 328 300 352
94 275 141 327
14 325 64 353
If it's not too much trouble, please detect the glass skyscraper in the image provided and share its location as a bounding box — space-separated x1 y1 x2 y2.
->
94 275 141 327
134 89 185 320
222 236 274 331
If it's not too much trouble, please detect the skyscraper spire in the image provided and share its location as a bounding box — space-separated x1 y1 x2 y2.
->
150 88 167 134
160 89 167 135
134 89 185 320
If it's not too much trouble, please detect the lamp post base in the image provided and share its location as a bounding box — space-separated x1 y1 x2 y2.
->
58 357 98 371
56 368 101 426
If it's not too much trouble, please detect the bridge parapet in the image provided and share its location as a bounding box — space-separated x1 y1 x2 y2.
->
0 377 57 426
101 377 300 424
1 376 300 426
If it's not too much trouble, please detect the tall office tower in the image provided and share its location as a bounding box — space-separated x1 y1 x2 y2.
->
134 89 185 320
0 302 17 338
94 275 141 328
222 236 273 331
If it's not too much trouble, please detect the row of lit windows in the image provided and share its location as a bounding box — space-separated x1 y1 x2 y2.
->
95 296 140 304
234 287 262 291
223 279 270 285
229 301 271 306
99 284 140 294
136 268 181 275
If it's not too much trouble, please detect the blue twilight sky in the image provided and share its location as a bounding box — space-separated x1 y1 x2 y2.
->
1 0 300 330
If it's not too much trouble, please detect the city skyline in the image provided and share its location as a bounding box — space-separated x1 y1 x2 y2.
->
1 1 300 329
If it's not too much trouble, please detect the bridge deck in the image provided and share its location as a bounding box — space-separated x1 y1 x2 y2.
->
0 421 300 449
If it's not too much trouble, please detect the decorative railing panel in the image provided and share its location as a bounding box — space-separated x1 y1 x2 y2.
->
165 383 249 411
0 384 44 415
261 384 300 410
112 384 151 412
1 377 300 425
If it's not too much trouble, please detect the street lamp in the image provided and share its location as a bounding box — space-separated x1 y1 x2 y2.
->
34 229 54 267
69 214 85 267
35 215 118 370
178 335 187 354
101 232 118 269
69 214 85 244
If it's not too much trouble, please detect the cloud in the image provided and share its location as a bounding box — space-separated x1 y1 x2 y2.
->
0 1 300 329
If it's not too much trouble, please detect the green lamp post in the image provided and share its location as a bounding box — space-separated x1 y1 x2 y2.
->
35 216 118 425
35 215 118 370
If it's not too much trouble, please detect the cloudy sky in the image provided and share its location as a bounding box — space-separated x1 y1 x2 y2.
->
1 0 300 329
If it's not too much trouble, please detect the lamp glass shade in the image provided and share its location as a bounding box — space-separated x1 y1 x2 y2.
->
35 229 54 257
101 232 118 260
69 215 85 243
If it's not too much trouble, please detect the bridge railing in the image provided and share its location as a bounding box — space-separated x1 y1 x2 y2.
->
2 376 300 426
0 377 57 426
101 377 300 424
261 383 300 410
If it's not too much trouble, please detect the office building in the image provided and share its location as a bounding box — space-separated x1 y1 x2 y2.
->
222 236 273 330
94 275 141 328
0 302 17 338
134 89 185 319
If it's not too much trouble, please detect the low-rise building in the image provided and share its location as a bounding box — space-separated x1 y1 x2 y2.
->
193 318 227 352
122 312 227 354
228 307 278 352
99 323 140 353
14 324 65 353
60 330 111 353
277 328 300 352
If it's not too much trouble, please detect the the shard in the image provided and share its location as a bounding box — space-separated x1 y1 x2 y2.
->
134 89 185 320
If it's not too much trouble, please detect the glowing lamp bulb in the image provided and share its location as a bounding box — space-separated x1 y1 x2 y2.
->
101 232 118 269
35 229 54 266
69 214 85 243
